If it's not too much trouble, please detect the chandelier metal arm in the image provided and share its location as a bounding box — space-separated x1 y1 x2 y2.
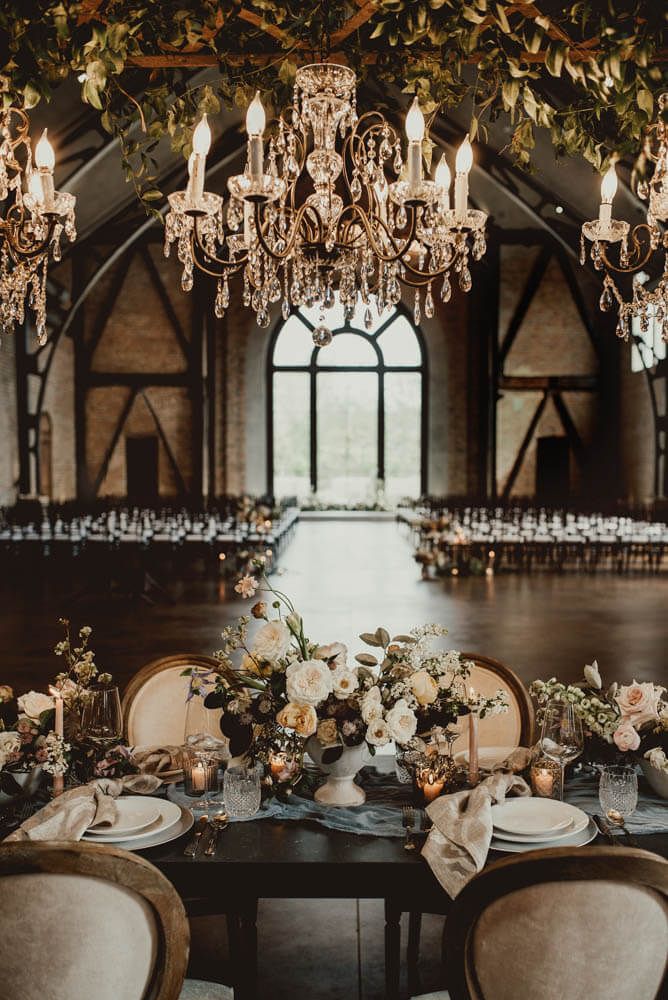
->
336 201 421 264
1 211 58 264
599 222 655 274
190 218 248 278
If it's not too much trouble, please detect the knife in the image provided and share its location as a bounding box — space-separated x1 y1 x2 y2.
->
183 815 209 857
593 813 617 846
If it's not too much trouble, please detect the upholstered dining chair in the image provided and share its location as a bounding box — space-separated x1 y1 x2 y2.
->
411 846 668 1000
407 653 534 989
122 653 222 746
0 840 233 1000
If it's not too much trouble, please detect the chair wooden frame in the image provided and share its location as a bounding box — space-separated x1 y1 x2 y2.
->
460 652 535 747
444 846 668 1000
121 653 221 744
0 840 190 1000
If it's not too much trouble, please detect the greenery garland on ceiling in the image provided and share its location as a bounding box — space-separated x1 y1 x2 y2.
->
0 1 666 213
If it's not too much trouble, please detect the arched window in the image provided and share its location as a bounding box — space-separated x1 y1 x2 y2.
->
268 300 427 503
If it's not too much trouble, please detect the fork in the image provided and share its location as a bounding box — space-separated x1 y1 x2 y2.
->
402 805 417 851
183 814 209 857
204 811 229 856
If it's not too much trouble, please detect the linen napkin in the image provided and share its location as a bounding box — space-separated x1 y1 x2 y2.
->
4 774 161 843
130 744 182 776
421 771 531 899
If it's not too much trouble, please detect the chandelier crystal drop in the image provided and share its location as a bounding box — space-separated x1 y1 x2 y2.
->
164 63 487 330
0 108 76 343
581 92 668 343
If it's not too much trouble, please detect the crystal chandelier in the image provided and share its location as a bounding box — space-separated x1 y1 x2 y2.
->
165 63 487 340
581 92 667 343
0 107 76 344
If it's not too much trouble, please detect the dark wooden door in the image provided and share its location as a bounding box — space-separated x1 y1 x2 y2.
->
126 436 159 502
536 436 570 505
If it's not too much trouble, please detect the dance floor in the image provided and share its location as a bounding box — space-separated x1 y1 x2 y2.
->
3 518 667 694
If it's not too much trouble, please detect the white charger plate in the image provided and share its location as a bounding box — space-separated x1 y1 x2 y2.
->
490 818 597 853
115 805 194 852
492 798 580 836
455 746 518 770
493 807 589 843
85 797 162 837
83 799 182 843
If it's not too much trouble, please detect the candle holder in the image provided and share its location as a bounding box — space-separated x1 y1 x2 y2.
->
181 748 220 812
412 752 464 805
530 756 562 800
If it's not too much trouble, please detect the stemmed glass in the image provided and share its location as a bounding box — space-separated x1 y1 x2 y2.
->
539 700 584 800
81 685 123 754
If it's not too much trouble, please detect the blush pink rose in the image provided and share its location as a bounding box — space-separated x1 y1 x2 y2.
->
612 721 641 753
615 681 663 729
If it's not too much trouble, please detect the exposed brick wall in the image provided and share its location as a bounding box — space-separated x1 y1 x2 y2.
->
43 332 75 501
619 341 661 504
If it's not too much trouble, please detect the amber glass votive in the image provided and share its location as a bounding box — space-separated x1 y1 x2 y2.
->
182 749 219 799
530 757 562 799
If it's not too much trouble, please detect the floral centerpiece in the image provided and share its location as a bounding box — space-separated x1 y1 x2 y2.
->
530 660 668 788
52 619 113 726
0 686 70 800
188 573 508 806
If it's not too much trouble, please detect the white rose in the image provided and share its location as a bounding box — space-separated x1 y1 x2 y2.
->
285 659 333 706
616 680 663 728
331 665 359 700
584 660 602 690
0 731 21 770
385 699 418 745
17 690 54 722
410 669 439 706
366 718 391 747
361 687 383 724
316 642 348 669
252 621 292 662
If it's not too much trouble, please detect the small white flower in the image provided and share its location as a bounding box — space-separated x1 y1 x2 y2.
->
252 621 292 662
235 575 258 599
366 718 391 747
385 699 418 745
17 691 54 722
331 665 359 700
361 687 383 724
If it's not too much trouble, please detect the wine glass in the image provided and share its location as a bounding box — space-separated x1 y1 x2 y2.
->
539 700 584 800
81 685 123 754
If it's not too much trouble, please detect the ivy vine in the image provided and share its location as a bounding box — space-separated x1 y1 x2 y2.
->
0 1 665 213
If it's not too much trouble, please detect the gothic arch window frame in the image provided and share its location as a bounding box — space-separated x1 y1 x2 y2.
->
266 302 429 497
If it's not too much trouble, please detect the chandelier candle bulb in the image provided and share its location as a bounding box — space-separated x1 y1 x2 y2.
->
187 115 211 207
246 92 266 179
435 154 451 211
454 135 473 224
599 163 618 227
35 129 55 212
405 97 425 190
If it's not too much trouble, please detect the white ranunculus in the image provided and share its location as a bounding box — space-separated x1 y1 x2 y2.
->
385 699 418 745
361 686 383 724
584 660 602 690
331 665 359 700
316 642 348 669
285 659 333 706
252 621 292 662
17 690 54 722
366 718 391 747
410 669 439 706
0 731 21 770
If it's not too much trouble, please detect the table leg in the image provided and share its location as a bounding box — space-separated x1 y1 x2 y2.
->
384 899 401 1000
407 910 422 994
237 898 259 1000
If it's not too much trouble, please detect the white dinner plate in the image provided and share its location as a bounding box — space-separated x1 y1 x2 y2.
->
114 805 194 852
83 799 182 843
490 818 597 853
85 797 162 837
455 746 518 771
492 806 589 843
492 798 581 837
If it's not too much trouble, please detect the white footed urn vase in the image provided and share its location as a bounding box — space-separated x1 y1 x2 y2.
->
306 737 367 806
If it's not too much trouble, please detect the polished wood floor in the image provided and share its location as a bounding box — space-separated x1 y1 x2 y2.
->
2 519 666 695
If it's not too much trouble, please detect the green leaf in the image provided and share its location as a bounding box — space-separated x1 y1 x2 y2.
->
83 80 103 110
359 632 383 647
391 634 416 644
278 59 297 85
142 189 163 202
355 653 379 667
637 89 653 118
375 627 391 648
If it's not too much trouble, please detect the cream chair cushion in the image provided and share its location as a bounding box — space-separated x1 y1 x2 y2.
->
179 982 233 1000
125 664 221 747
472 880 668 1000
452 661 525 755
0 872 158 1000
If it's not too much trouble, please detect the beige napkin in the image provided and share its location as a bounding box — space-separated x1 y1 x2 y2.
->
4 774 161 843
495 746 532 773
130 744 182 775
421 771 531 899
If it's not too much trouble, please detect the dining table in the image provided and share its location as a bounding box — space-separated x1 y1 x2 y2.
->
2 762 667 1000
